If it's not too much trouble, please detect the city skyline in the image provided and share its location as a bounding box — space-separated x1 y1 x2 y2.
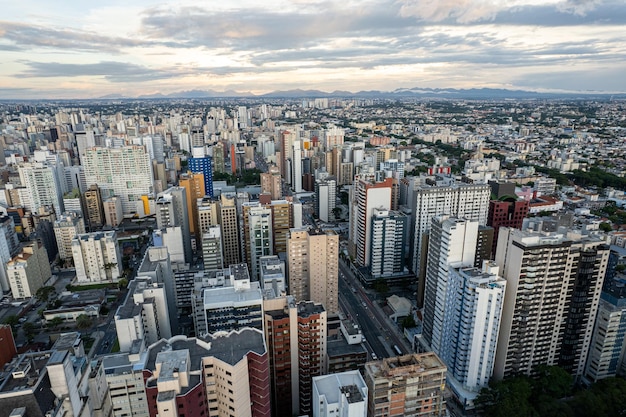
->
1 0 625 99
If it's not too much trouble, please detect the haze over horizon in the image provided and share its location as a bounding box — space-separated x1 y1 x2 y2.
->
1 0 625 99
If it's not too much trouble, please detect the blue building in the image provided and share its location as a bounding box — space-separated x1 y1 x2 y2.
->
188 156 214 197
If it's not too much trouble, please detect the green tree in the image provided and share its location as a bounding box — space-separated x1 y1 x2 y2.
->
47 317 63 329
117 278 129 290
76 314 93 330
401 315 416 329
3 315 19 336
599 222 613 233
22 322 35 343
36 285 56 303
332 207 343 220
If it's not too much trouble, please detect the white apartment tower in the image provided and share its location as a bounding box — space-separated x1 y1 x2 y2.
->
315 177 337 223
18 161 65 214
82 146 153 215
348 172 393 267
72 231 122 284
247 205 273 280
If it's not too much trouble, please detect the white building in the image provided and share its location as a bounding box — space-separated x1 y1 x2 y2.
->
202 226 223 272
6 242 51 299
82 146 153 215
312 370 368 417
247 205 273 280
54 212 86 262
114 277 172 352
18 161 65 214
315 177 337 223
72 231 122 284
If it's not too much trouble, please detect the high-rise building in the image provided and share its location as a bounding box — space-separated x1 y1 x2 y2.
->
315 176 337 223
188 153 214 197
83 184 105 230
260 165 282 200
193 264 263 337
143 329 271 417
218 193 241 267
202 226 223 272
422 216 479 354
114 276 172 352
212 141 225 174
101 354 150 417
156 187 192 264
242 204 273 280
312 370 368 417
411 181 490 307
72 231 122 284
179 171 205 241
103 196 124 227
364 353 447 417
369 208 408 280
584 255 626 383
6 241 51 299
54 212 86 263
288 227 339 314
349 172 393 267
487 198 529 256
82 146 153 215
18 161 65 214
0 215 21 292
494 227 610 380
259 255 286 294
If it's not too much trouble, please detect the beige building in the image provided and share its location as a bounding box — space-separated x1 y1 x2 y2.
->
83 184 105 230
287 227 339 314
103 196 123 227
197 193 241 268
179 171 205 240
364 353 447 417
6 241 51 299
54 212 86 262
260 165 282 200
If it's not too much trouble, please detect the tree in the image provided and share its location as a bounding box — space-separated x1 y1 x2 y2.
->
332 207 343 220
22 322 35 343
117 278 129 290
401 315 416 329
36 285 56 303
76 314 93 330
599 222 613 233
47 317 63 329
3 315 19 336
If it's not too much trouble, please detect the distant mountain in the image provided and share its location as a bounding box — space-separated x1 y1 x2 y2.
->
98 87 626 100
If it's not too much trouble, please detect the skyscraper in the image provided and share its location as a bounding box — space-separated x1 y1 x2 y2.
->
369 208 408 280
82 146 153 215
411 181 490 307
83 184 105 231
155 187 192 264
178 171 205 242
348 172 393 267
287 227 339 314
260 165 282 200
494 227 610 380
18 161 65 214
188 151 214 197
314 176 337 223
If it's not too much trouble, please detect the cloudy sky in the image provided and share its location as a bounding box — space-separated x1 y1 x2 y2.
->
1 0 625 98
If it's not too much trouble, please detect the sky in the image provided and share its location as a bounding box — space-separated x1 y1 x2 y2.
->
1 0 625 99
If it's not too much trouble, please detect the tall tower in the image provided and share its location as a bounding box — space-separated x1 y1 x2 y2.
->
422 216 479 354
178 171 205 242
202 226 223 272
218 193 241 267
188 149 213 197
314 176 336 223
83 184 105 231
487 198 529 256
18 162 65 215
369 208 408 280
260 165 282 200
155 187 192 264
494 227 610 380
411 181 490 307
82 146 153 215
246 205 273 280
287 228 339 314
348 172 393 267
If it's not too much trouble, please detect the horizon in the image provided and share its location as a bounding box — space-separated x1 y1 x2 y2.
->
1 0 626 99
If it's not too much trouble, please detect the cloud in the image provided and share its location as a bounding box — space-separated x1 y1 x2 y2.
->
398 0 501 23
15 61 190 82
